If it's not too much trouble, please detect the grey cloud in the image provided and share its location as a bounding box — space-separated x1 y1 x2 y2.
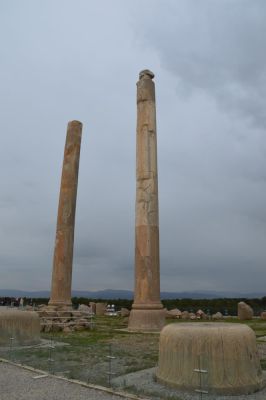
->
132 0 266 128
0 1 266 294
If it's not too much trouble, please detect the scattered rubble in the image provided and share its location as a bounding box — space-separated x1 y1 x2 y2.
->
120 308 130 317
212 311 223 320
261 311 266 320
238 301 254 320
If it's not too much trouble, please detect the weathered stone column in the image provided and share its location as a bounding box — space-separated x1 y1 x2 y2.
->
128 70 165 331
48 120 83 309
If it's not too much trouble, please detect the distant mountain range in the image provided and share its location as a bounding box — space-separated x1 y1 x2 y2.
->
0 289 265 299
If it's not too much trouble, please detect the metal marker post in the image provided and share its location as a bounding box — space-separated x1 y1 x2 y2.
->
48 334 55 374
9 336 14 361
194 356 208 399
90 313 95 330
106 343 116 387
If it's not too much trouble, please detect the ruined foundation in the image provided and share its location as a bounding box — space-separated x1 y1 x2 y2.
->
156 323 265 395
0 310 40 346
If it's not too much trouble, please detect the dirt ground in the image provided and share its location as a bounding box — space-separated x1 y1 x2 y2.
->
0 316 160 387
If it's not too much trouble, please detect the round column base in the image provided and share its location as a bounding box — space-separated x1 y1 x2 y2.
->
47 300 72 311
156 323 266 395
0 310 40 346
128 308 165 332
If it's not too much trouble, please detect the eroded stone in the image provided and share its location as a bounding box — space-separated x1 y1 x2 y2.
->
156 323 266 395
128 70 164 332
48 121 83 309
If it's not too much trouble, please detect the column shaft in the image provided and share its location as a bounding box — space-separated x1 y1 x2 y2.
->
128 70 165 331
48 120 83 308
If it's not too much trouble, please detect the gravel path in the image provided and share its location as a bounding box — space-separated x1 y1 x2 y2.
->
0 360 144 400
113 368 266 400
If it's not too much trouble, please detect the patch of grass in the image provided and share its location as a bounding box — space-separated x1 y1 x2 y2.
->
260 359 266 370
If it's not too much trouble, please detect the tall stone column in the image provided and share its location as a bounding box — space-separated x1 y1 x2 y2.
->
128 70 165 331
48 120 83 309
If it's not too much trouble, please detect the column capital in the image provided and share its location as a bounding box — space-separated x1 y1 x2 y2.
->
139 69 155 80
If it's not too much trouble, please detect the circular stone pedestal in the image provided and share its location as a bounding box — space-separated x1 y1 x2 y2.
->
156 323 265 395
128 309 165 332
0 310 40 346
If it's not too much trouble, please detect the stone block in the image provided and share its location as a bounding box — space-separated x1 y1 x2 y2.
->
181 311 189 319
212 312 223 320
121 308 130 317
238 301 254 320
261 311 266 320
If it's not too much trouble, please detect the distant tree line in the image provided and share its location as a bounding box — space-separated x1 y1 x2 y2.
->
2 296 266 316
161 297 266 316
0 297 20 306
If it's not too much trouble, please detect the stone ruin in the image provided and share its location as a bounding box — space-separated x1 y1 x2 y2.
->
34 121 89 329
1 73 265 399
48 120 83 310
37 307 93 333
238 301 254 320
35 301 110 332
128 70 165 332
0 309 40 346
261 311 266 320
165 308 225 321
95 302 107 316
156 322 266 395
37 72 166 333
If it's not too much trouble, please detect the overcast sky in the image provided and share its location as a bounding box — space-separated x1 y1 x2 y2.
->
1 0 266 294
